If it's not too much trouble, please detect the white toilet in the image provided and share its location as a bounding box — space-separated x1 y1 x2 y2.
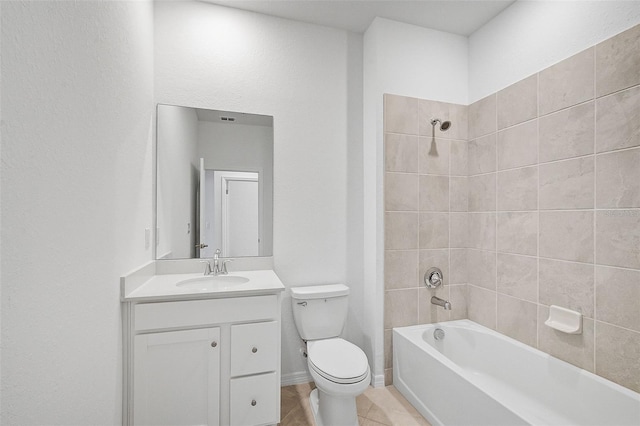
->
290 284 371 426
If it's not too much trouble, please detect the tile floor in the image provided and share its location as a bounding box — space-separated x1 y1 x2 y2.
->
280 382 431 426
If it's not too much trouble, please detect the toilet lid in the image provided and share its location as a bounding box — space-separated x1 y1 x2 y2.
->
307 338 369 384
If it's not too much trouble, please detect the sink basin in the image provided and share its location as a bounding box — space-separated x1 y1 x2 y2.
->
176 275 250 291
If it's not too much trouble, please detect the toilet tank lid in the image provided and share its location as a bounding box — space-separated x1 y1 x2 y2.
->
290 284 349 299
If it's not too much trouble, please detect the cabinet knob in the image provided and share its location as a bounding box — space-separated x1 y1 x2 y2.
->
211 341 218 348
251 400 257 406
252 347 258 353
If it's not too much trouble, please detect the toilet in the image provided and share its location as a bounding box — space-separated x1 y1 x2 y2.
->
290 284 371 426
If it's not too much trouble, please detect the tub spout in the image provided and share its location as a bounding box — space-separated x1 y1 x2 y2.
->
431 296 451 310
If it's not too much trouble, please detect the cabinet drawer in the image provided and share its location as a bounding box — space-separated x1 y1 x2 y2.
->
134 295 277 331
230 372 278 426
230 321 278 377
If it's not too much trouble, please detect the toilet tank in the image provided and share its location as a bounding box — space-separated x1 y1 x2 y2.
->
290 284 349 341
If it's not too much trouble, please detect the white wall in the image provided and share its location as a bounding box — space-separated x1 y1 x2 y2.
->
469 0 640 102
197 121 273 257
157 105 198 259
1 1 154 423
362 17 468 384
154 1 363 382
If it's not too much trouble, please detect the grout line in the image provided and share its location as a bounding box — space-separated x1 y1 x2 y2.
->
594 319 640 335
494 94 499 331
536 71 541 350
593 50 598 373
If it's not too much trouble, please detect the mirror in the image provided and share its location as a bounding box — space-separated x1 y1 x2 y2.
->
156 104 273 259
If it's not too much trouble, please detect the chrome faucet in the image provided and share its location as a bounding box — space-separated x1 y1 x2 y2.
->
431 296 451 310
213 249 221 275
201 249 232 276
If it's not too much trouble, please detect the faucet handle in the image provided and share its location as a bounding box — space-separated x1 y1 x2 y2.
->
200 260 212 275
221 259 233 275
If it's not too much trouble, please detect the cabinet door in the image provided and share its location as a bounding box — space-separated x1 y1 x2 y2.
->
134 328 220 426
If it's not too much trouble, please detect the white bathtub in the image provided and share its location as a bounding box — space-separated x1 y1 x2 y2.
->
393 320 640 426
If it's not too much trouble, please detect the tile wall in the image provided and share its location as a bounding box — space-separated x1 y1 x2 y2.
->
383 23 640 392
465 23 640 392
383 94 469 384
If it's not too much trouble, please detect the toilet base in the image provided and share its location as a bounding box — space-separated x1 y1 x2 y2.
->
309 388 359 426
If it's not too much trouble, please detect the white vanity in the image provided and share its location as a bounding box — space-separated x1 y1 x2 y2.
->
121 261 285 426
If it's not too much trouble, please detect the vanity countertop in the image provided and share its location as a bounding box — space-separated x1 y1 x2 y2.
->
122 268 285 302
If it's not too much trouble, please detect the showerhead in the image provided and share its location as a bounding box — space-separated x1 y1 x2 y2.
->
430 118 452 132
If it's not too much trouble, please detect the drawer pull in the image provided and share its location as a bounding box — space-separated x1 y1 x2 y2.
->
252 346 258 353
251 399 257 406
211 341 218 348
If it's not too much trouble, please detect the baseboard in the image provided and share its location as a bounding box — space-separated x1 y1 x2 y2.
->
281 371 313 387
372 373 386 388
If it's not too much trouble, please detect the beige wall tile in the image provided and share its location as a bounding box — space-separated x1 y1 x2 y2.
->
497 294 537 347
419 212 449 249
468 134 496 175
596 85 640 153
467 285 497 329
539 101 594 163
450 139 468 176
497 212 537 256
539 258 594 318
468 212 496 251
385 172 418 211
596 266 640 332
540 211 594 263
538 306 595 372
596 148 640 208
497 120 538 170
467 249 496 290
384 369 393 387
469 94 497 139
596 210 640 269
419 175 449 212
497 166 538 211
419 137 449 175
539 48 595 115
539 157 594 210
595 322 640 392
385 133 419 173
497 253 537 302
384 250 418 290
418 287 451 324
497 74 538 130
384 329 393 369
385 212 418 250
450 212 469 248
450 177 468 212
385 94 419 135
468 173 496 212
419 99 468 141
419 249 449 288
450 249 468 284
449 285 468 320
595 23 640 98
384 288 419 328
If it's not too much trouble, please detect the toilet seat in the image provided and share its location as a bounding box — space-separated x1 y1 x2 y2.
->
307 338 369 384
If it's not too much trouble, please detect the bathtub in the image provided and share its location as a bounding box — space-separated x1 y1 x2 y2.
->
393 320 640 426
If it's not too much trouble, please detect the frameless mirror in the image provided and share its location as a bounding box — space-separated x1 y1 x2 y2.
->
156 104 273 259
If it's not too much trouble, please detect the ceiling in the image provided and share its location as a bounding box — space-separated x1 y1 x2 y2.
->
203 0 517 36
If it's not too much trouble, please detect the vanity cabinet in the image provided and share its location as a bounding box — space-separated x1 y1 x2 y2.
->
123 294 281 426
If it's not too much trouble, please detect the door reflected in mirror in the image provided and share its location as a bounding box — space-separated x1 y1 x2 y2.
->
156 104 273 259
